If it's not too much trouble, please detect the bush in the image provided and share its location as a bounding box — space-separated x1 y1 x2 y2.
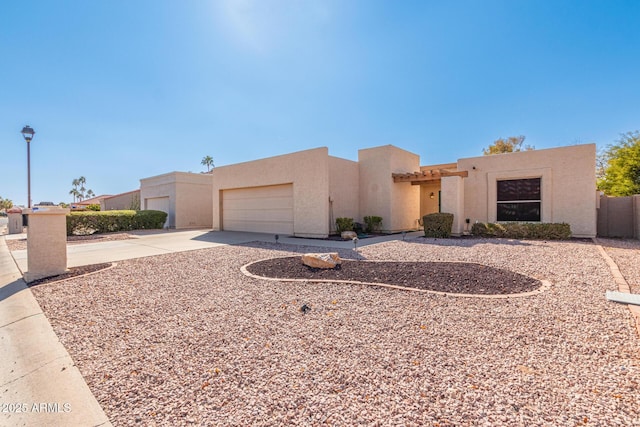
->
471 222 572 240
335 217 354 233
422 213 454 238
363 216 383 233
66 210 168 236
86 204 101 211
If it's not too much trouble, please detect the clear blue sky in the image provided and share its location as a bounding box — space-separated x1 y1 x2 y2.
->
1 0 639 206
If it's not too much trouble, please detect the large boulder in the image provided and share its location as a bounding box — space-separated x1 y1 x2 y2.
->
341 231 357 240
301 252 342 269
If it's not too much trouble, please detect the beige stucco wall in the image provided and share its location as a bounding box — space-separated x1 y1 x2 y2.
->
457 144 597 237
359 145 420 232
328 156 360 233
140 172 213 229
212 147 331 238
441 176 465 235
419 182 441 218
101 190 140 211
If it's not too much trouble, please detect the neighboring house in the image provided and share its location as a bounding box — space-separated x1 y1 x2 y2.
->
140 172 213 229
139 143 597 237
71 195 112 210
100 190 141 211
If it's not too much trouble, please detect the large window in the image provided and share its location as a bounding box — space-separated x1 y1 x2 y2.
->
497 178 541 221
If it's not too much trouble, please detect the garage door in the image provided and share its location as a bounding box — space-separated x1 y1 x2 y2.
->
223 184 294 234
145 196 170 228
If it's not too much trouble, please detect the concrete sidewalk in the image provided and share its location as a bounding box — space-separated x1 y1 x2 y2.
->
0 236 112 426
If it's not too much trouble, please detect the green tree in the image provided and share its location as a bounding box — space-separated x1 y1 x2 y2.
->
0 196 13 210
597 131 640 196
483 135 534 155
201 155 214 172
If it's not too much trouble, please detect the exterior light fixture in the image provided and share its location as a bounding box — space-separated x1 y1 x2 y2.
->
21 125 36 208
352 237 358 251
429 192 435 199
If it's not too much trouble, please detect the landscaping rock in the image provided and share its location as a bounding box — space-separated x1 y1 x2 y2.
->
301 252 342 269
341 231 357 240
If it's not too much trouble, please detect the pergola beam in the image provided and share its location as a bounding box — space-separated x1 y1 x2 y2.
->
391 169 468 184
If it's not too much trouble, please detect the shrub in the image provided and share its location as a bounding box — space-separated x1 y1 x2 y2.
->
422 213 454 238
363 216 383 233
66 210 168 236
471 222 571 240
86 204 101 211
335 217 354 233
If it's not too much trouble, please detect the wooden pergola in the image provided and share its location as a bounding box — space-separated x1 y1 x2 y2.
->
392 169 468 185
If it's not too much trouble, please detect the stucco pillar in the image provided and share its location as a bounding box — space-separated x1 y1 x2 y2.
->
24 207 69 282
7 207 24 234
441 176 465 236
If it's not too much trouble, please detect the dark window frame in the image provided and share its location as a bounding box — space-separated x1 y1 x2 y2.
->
496 178 541 222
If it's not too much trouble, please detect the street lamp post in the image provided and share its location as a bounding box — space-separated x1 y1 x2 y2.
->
21 126 35 208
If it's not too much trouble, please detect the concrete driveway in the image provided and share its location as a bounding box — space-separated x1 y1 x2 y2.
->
9 229 424 272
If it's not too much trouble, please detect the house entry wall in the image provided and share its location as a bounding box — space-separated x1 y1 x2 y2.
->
222 184 294 234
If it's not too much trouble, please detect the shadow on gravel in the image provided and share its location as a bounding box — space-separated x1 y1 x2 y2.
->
596 237 640 250
234 241 368 260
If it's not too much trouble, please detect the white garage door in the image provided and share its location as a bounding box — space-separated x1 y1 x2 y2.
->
145 196 170 228
223 184 294 234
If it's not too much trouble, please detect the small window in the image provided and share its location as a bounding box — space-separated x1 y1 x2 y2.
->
497 178 541 221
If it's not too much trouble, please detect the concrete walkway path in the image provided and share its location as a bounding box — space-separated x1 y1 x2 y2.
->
1 228 422 425
0 237 112 426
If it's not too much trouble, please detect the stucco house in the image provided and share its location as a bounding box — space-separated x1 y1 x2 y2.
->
140 172 213 229
100 189 141 211
139 143 597 238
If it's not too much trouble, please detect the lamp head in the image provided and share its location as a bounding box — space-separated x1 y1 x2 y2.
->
21 125 35 143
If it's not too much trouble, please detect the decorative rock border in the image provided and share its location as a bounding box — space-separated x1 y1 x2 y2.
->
241 258 551 299
594 240 640 337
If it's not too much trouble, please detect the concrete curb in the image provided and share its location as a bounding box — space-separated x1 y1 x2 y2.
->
0 237 112 426
593 239 640 337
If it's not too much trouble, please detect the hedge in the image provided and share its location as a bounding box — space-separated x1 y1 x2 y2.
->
422 213 454 238
67 210 168 236
336 217 354 233
471 222 572 240
363 216 383 233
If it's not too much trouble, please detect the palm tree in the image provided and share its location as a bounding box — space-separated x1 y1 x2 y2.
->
69 188 80 203
201 156 214 172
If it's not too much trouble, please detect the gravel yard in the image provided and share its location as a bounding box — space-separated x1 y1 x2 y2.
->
29 238 640 426
598 238 640 294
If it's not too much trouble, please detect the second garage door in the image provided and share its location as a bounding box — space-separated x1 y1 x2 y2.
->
145 196 170 228
222 184 294 234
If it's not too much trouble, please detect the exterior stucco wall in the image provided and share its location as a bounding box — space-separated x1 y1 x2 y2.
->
419 182 441 218
212 147 330 238
175 174 213 229
140 172 213 229
359 145 420 232
457 144 597 237
101 190 140 211
441 176 465 235
328 156 359 233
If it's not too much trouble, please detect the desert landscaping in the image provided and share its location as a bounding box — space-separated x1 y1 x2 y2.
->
25 237 640 426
